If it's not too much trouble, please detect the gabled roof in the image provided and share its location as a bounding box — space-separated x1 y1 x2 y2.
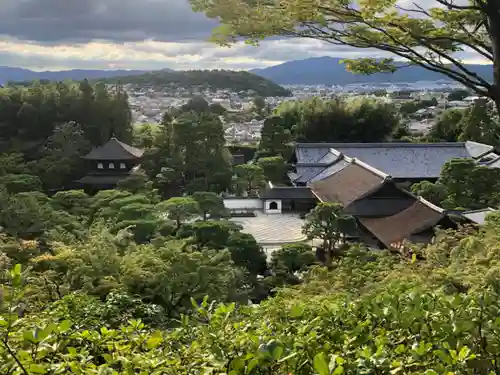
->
465 141 494 158
462 207 497 225
292 166 328 184
83 138 144 160
309 159 350 183
358 197 444 248
316 148 343 164
294 141 495 179
309 158 389 206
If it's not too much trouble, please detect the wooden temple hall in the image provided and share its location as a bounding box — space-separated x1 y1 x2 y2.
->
258 141 500 250
76 137 144 192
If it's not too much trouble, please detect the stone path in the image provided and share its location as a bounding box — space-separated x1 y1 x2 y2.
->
230 213 310 256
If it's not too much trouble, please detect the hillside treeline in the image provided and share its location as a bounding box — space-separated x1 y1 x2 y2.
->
100 69 292 97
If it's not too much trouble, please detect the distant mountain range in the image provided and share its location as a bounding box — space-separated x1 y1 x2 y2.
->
0 66 152 85
250 57 493 85
0 56 493 88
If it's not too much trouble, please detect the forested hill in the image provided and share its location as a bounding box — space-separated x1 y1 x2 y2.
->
100 69 292 97
0 66 148 85
251 56 493 85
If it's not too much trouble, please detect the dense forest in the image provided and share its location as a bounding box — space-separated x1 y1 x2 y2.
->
3 80 500 373
0 80 133 191
99 69 292 97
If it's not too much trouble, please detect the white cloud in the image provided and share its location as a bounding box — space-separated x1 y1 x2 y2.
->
0 37 489 72
0 0 490 71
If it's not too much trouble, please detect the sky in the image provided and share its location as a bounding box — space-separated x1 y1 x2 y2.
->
0 0 489 71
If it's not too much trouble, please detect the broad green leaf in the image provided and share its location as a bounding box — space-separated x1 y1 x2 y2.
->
29 364 47 374
59 320 72 333
314 352 330 375
146 331 163 349
290 304 304 318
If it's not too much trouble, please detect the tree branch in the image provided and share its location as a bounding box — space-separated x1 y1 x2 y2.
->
435 0 481 11
1 340 29 375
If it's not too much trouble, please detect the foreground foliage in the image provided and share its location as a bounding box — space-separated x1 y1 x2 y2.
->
3 211 500 373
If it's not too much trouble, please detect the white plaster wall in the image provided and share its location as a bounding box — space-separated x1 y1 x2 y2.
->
223 198 263 211
264 199 282 214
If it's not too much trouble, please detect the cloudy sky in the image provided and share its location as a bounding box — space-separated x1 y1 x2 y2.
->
0 0 489 71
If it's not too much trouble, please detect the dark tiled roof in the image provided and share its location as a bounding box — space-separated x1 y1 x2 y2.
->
76 175 130 185
294 166 327 183
309 160 350 182
309 160 388 206
345 197 415 217
294 141 494 179
358 198 444 248
260 187 315 200
83 138 144 160
316 148 343 164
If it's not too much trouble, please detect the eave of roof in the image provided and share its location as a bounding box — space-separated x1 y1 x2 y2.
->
295 142 472 149
75 175 130 185
294 141 497 179
83 137 144 160
260 186 316 200
358 199 444 248
462 207 497 225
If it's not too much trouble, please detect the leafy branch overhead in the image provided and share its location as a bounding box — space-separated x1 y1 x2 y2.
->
191 0 500 110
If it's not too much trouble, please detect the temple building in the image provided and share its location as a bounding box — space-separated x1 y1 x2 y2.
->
289 141 499 186
76 137 144 192
226 141 499 250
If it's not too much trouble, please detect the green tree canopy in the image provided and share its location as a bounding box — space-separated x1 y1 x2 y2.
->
146 112 233 197
180 96 210 113
257 116 293 159
270 243 316 274
227 231 268 276
303 202 357 262
192 191 227 220
448 89 471 101
411 158 500 209
428 108 465 142
191 0 500 112
274 97 399 142
257 156 287 184
234 164 266 197
158 197 200 231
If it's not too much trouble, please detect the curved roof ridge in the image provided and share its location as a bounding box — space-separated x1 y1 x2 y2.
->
350 157 391 180
83 137 144 160
329 147 343 157
463 207 496 214
295 142 468 148
416 196 445 214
